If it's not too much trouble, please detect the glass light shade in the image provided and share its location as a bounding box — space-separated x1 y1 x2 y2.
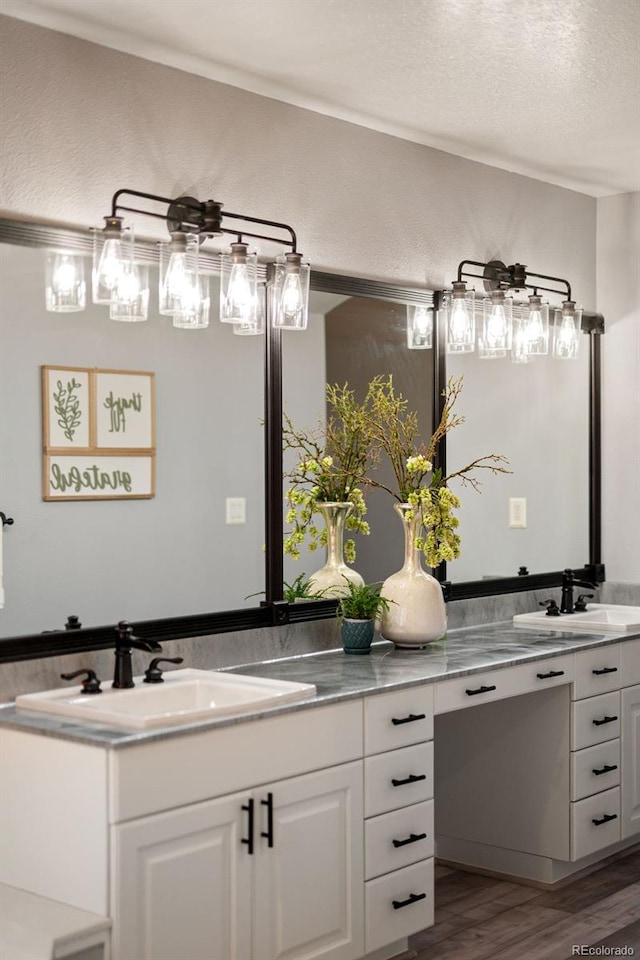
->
553 301 582 359
406 304 433 349
109 262 149 322
272 252 310 331
521 295 549 356
45 251 86 312
445 282 475 353
173 274 210 329
233 287 265 336
159 231 199 316
511 304 532 364
479 290 512 359
92 217 133 304
220 243 258 324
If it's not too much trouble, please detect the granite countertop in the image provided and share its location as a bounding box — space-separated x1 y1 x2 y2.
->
1 621 637 748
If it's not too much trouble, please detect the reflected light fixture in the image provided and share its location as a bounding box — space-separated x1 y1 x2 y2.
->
447 258 581 360
406 304 433 349
87 189 309 333
45 251 86 312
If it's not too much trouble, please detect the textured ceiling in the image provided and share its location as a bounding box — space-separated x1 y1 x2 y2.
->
4 0 640 197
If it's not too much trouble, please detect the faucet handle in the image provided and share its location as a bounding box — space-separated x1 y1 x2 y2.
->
60 668 102 694
540 599 560 617
144 657 184 684
574 593 594 613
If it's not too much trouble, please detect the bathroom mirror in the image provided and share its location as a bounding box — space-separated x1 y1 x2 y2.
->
0 224 266 639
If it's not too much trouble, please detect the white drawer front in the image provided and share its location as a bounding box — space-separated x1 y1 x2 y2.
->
365 858 434 954
365 742 433 818
571 739 621 801
621 638 640 687
364 686 433 756
571 787 621 860
574 645 622 700
434 656 573 715
365 800 434 880
572 692 621 751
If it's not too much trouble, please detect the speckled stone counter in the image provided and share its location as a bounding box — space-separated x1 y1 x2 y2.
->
1 620 638 748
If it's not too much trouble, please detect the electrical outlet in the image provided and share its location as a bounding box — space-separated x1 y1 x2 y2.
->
226 497 246 525
509 497 527 529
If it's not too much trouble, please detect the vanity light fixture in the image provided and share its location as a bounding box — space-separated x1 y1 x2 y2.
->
89 189 309 333
406 303 434 349
446 259 580 360
45 251 86 312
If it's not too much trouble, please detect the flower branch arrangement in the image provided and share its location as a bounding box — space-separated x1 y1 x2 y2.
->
365 375 510 568
283 382 378 563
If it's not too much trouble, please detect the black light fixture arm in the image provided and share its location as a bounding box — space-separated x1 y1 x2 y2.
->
108 189 297 251
456 259 572 301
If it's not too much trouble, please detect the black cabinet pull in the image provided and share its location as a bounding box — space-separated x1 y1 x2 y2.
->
392 832 427 848
465 684 496 696
392 892 427 910
260 792 274 848
592 666 618 676
537 670 565 679
391 713 426 726
391 773 427 787
592 813 618 826
593 764 618 776
593 715 618 726
241 798 254 855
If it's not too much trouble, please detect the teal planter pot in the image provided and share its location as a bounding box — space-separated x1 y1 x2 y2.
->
341 618 374 655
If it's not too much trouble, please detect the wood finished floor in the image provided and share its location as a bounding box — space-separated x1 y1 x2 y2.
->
408 850 640 960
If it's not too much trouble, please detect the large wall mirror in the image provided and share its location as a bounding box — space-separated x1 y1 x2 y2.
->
0 217 603 660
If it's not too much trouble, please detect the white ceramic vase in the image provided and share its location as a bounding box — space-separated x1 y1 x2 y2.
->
378 502 447 648
308 501 364 598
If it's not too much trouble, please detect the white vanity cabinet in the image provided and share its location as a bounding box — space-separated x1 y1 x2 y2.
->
0 700 365 960
362 686 435 955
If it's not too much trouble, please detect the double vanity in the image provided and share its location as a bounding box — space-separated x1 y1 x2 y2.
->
1 619 639 960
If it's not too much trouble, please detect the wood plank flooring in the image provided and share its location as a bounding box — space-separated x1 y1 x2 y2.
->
408 850 640 960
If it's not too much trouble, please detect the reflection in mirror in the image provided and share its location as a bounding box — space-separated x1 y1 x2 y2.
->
282 290 435 589
445 323 589 581
0 242 265 638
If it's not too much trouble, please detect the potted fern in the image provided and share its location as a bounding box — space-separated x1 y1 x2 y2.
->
336 579 392 655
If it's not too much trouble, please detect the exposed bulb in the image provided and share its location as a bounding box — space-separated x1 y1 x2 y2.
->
526 305 543 343
487 302 507 345
97 238 123 291
449 298 470 343
280 272 304 325
54 257 79 294
226 261 253 321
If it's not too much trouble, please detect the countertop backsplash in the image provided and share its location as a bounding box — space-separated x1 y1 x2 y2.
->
1 582 637 704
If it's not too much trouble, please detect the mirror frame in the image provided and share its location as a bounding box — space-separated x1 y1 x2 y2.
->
0 217 605 662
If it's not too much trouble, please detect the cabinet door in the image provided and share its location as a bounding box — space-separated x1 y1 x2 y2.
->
621 683 640 840
111 791 252 960
253 761 364 960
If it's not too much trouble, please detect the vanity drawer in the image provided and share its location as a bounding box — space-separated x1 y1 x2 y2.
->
571 739 621 801
365 800 434 880
364 742 433 818
365 858 434 954
574 645 621 700
572 692 621 751
621 638 640 687
571 787 621 860
364 686 433 756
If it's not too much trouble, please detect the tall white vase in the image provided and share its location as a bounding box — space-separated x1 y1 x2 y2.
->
378 502 447 648
308 502 364 598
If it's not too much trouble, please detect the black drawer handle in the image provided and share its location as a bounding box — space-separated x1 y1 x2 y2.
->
592 666 618 676
392 892 427 910
593 764 618 776
392 832 428 848
241 798 254 855
465 684 496 696
391 713 426 726
537 670 565 679
593 715 618 726
592 813 618 826
391 773 427 787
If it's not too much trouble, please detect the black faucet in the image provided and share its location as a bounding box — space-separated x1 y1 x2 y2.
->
560 569 597 615
113 620 162 688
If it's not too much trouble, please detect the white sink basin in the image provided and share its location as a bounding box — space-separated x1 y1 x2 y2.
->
513 603 640 633
15 669 317 729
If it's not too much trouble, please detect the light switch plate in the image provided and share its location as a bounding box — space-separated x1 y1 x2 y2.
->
226 497 246 525
509 497 527 528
